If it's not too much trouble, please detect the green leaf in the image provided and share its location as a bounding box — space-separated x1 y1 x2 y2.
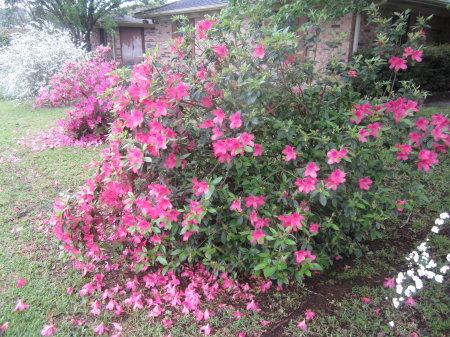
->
156 256 168 265
264 266 276 278
255 263 267 271
212 176 223 184
319 194 327 206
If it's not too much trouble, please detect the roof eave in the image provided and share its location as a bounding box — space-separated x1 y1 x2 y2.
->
135 3 227 19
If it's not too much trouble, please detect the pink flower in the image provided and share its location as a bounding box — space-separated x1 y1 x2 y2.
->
14 300 29 311
246 299 260 311
326 148 348 164
350 102 372 124
93 322 108 335
230 200 242 212
112 322 122 331
213 45 229 60
409 132 425 147
245 195 266 209
90 300 101 316
282 145 297 161
305 309 315 320
373 308 381 316
253 144 263 156
238 333 246 337
192 177 209 196
250 230 266 244
431 114 449 128
324 169 346 190
309 223 319 233
252 43 265 59
348 70 358 77
359 177 373 190
0 322 8 331
239 133 255 147
297 320 307 331
197 19 214 39
411 50 423 62
200 324 212 336
294 250 316 264
396 200 406 212
367 122 382 138
304 162 320 178
417 149 438 171
233 310 244 319
383 277 395 288
278 213 304 232
41 324 58 336
295 177 317 194
165 82 189 101
261 320 270 326
388 57 408 71
212 108 225 125
229 112 242 129
405 297 417 306
394 144 412 161
358 128 370 142
127 147 143 173
162 319 173 328
403 47 414 57
16 278 27 288
361 297 372 303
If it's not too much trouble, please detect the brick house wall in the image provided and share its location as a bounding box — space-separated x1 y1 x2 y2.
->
92 3 450 67
309 13 355 67
357 9 450 52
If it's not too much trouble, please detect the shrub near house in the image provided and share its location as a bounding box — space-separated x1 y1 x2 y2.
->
36 46 120 143
51 0 448 321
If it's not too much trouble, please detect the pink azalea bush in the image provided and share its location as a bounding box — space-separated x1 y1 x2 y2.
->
47 1 448 333
36 46 120 143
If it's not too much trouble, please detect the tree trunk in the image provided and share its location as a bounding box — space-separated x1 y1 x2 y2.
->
84 30 92 52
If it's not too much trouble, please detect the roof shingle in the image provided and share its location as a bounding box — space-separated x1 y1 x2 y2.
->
136 0 228 17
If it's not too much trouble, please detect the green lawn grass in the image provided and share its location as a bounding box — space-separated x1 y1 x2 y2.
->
0 101 448 337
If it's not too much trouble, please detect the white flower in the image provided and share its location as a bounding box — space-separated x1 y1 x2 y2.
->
393 297 400 308
447 254 450 263
426 271 436 279
414 277 423 290
388 321 395 327
434 218 444 226
440 266 449 274
440 212 449 219
0 26 85 99
431 226 440 233
418 243 427 252
407 270 415 277
435 275 443 283
396 284 403 294
427 260 437 269
404 285 416 297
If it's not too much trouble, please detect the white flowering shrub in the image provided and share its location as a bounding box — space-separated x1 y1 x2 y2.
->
390 212 449 309
0 27 86 100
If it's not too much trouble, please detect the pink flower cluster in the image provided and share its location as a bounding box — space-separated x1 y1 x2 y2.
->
35 46 120 146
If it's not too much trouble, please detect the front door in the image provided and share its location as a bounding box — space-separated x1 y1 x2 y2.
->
120 27 144 66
